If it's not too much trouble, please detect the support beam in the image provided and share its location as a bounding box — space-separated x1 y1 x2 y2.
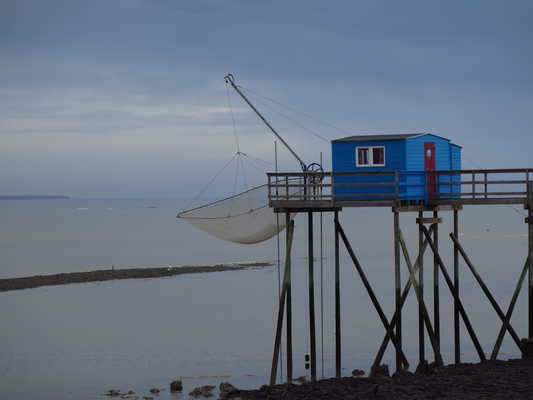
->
418 211 425 364
491 257 529 359
433 209 440 355
308 212 317 382
334 211 341 378
454 208 461 364
270 218 295 385
394 210 402 371
450 233 524 351
336 220 409 369
421 226 487 361
286 213 293 382
372 225 435 372
529 183 533 338
399 230 443 365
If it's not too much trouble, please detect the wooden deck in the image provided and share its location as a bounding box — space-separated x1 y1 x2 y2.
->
267 168 533 212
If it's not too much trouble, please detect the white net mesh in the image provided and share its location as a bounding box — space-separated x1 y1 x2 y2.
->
177 181 300 244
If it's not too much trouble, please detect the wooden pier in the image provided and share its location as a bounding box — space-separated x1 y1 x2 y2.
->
267 168 533 384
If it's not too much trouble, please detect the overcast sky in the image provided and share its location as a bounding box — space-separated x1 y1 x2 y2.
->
1 0 532 198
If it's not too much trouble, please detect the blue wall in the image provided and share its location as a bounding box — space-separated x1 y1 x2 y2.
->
331 134 462 201
332 140 405 200
405 134 452 199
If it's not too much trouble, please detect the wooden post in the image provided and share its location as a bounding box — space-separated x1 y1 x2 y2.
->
433 209 440 354
308 212 317 382
399 231 443 365
394 209 402 371
418 211 425 364
286 213 293 382
336 219 409 368
450 233 523 350
334 211 341 378
421 226 487 361
372 226 435 372
454 208 461 364
527 181 533 339
491 257 529 359
269 217 295 385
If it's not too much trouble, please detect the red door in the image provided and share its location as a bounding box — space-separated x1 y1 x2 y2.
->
424 142 436 198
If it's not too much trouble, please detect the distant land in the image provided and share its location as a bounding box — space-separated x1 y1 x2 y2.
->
0 195 70 200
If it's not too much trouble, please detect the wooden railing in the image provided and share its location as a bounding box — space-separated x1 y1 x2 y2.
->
267 168 533 207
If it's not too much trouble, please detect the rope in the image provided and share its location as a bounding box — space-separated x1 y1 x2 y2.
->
181 153 238 212
238 85 353 137
226 84 241 153
242 91 330 143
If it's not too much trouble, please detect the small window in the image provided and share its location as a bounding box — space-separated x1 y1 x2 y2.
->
356 146 385 167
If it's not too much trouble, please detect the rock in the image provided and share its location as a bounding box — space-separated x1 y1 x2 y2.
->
415 360 432 375
170 380 183 392
351 369 365 377
106 389 121 397
521 338 533 358
392 369 414 379
149 388 160 394
219 382 238 399
189 385 215 398
142 397 153 400
370 364 390 377
127 391 135 395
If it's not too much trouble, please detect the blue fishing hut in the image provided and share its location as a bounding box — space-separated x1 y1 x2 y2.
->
331 133 462 201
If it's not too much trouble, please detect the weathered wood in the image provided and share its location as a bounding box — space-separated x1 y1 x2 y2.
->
308 212 317 382
399 230 443 365
335 219 410 368
372 225 435 372
491 257 529 360
421 226 487 361
394 210 402 372
454 209 461 364
418 211 425 364
334 211 341 378
433 210 440 355
416 217 442 224
285 213 293 383
450 233 523 351
529 182 533 338
270 218 295 385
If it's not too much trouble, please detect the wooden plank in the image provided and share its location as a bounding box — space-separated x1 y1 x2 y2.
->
416 217 442 224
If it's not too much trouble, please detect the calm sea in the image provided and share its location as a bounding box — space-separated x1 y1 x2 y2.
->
0 199 529 399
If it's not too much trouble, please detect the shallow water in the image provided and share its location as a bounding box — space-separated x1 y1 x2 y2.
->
0 200 529 399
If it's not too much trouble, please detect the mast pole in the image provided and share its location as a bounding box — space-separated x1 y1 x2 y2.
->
224 74 307 171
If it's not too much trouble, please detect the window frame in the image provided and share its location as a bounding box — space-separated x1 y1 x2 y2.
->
355 146 386 167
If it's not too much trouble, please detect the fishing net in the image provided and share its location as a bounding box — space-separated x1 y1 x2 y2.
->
177 180 301 244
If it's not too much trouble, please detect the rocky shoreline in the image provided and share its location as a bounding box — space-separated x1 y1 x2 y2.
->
228 358 533 399
0 262 272 292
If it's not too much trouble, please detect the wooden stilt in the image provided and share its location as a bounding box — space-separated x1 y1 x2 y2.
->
399 230 443 365
491 257 530 359
394 209 402 372
270 218 295 385
334 211 341 378
433 209 440 353
529 182 533 339
336 219 409 369
418 211 425 364
454 208 461 364
308 212 317 382
421 226 487 361
373 225 435 372
286 213 293 382
450 233 524 350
